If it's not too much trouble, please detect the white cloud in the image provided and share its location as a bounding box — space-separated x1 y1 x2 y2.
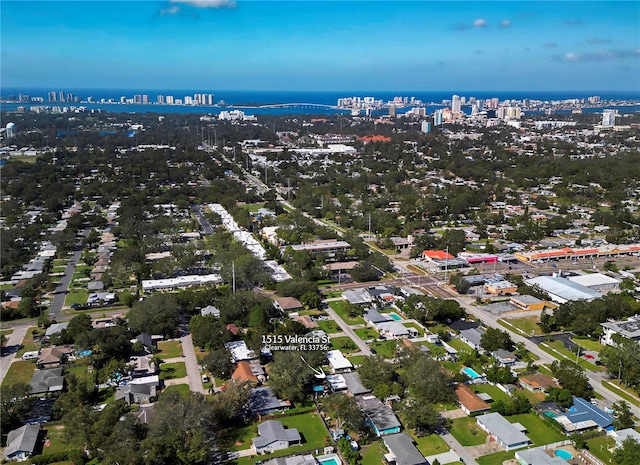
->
553 49 640 62
170 0 235 8
473 18 488 28
499 20 511 28
161 5 181 15
543 42 558 48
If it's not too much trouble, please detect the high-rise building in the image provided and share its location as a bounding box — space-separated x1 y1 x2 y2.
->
166 95 174 105
602 109 618 126
389 106 396 117
5 122 16 138
433 109 443 126
421 121 431 134
157 95 165 104
48 91 57 102
451 95 461 113
58 91 65 102
142 95 149 104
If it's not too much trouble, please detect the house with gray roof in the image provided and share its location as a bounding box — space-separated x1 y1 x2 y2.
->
357 395 401 437
201 305 221 317
476 412 531 451
459 328 485 351
515 448 569 465
44 322 69 338
252 420 301 454
364 308 391 325
3 424 40 462
382 432 428 465
249 387 291 416
30 368 64 394
343 289 370 305
342 372 371 396
114 383 157 405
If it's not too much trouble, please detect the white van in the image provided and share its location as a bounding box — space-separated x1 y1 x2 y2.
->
22 351 40 360
201 374 209 383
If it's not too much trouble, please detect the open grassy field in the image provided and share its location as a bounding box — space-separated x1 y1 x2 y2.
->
476 450 515 465
328 300 365 325
348 355 365 366
318 319 341 334
65 289 89 306
157 340 183 359
507 413 567 446
354 327 379 340
2 360 36 386
162 384 192 397
330 336 358 355
402 322 425 337
360 441 387 465
501 316 543 336
572 336 604 353
159 362 187 380
369 340 398 359
449 417 487 446
411 431 450 456
472 384 511 403
602 380 640 407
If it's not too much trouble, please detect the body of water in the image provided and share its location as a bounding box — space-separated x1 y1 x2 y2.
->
2 88 639 116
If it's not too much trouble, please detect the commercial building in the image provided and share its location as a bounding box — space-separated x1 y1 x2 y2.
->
484 281 518 295
600 315 640 346
525 276 601 304
567 273 621 292
509 295 546 312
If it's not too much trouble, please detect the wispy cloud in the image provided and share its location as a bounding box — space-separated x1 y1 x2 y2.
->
160 5 181 15
473 18 488 28
169 0 235 8
475 50 484 54
586 37 612 44
553 49 640 62
499 20 511 28
543 42 558 48
563 20 583 26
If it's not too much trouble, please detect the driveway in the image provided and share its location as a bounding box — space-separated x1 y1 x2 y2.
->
180 334 207 395
324 303 371 356
0 324 31 384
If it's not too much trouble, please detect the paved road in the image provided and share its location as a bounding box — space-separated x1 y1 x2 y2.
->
50 229 90 319
324 304 371 356
192 205 214 235
457 295 640 418
0 324 31 384
180 334 207 394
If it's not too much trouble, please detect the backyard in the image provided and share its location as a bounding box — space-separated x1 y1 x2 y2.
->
506 413 567 446
317 319 341 334
330 336 358 355
410 431 450 456
449 417 487 446
157 340 183 359
2 360 36 386
328 300 364 325
476 450 515 465
369 340 398 359
159 362 187 380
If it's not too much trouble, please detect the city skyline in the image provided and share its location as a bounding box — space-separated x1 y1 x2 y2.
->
1 1 639 92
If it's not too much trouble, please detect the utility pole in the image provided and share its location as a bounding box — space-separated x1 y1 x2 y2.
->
368 214 372 240
444 245 449 285
232 261 236 294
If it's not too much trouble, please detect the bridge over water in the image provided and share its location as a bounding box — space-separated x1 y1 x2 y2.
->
255 102 341 110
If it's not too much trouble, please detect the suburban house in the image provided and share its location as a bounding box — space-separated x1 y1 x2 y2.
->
342 289 370 305
382 432 429 465
3 424 40 462
608 428 640 450
476 412 531 451
201 305 220 317
600 315 640 346
364 309 391 325
327 349 353 373
326 374 348 392
232 360 266 384
492 349 517 367
553 397 614 433
114 383 157 405
37 346 73 369
226 340 258 362
30 368 65 395
273 296 303 313
456 384 490 416
519 373 558 393
459 328 485 351
249 387 291 416
252 420 301 454
134 333 154 352
376 321 412 339
341 372 371 396
44 322 69 339
357 395 401 437
515 448 570 465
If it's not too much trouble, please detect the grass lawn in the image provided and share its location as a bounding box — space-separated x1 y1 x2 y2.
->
1 329 13 336
520 389 546 405
586 435 617 464
539 341 601 371
507 413 567 446
2 360 36 386
402 322 425 337
572 336 604 353
238 203 264 213
331 336 359 355
328 300 364 325
52 259 68 267
64 363 92 379
16 326 39 357
501 316 543 336
41 424 70 455
360 441 387 465
348 355 365 366
411 432 450 456
157 340 183 359
162 384 192 397
159 362 187 380
476 450 515 465
299 310 325 316
369 340 398 359
449 417 487 446
602 380 640 407
318 319 342 334
64 289 88 306
355 327 379 340
447 337 473 353
472 384 511 403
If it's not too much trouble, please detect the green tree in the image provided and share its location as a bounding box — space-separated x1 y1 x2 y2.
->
614 438 640 465
0 384 33 438
322 393 366 433
128 294 180 337
613 401 634 430
400 401 446 436
202 348 233 379
268 350 325 403
550 359 593 398
480 327 514 352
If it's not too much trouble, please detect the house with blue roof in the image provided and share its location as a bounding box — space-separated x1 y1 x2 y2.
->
554 397 614 433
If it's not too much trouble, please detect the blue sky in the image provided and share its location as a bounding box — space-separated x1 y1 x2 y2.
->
2 1 639 91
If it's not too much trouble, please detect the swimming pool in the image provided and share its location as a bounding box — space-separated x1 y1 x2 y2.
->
461 367 482 379
317 454 341 465
389 313 403 321
555 449 573 460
